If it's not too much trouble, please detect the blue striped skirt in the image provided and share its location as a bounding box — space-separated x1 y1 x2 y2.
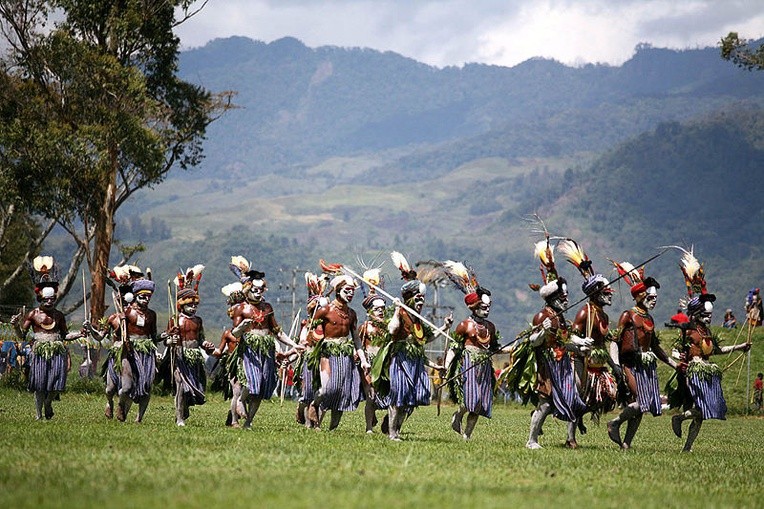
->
319 354 362 412
241 345 277 398
389 350 431 407
632 362 662 416
688 370 727 420
300 361 315 403
541 352 586 422
28 351 67 393
176 353 206 406
460 350 494 418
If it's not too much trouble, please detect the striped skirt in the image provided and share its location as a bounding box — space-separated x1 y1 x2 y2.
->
176 353 206 406
632 363 662 416
541 353 586 422
319 354 362 412
240 345 277 398
389 350 431 407
365 351 391 409
460 350 494 418
688 371 727 420
28 351 67 393
299 361 315 403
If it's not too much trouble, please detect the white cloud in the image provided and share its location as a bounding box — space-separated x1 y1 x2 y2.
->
175 0 764 67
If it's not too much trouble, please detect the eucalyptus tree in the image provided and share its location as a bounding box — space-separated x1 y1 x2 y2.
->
721 32 764 72
0 0 232 318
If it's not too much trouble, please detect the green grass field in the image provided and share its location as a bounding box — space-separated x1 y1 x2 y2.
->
2 328 764 509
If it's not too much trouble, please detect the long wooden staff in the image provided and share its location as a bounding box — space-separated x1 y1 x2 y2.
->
440 248 670 387
280 311 301 406
340 265 452 341
82 269 92 366
167 279 177 393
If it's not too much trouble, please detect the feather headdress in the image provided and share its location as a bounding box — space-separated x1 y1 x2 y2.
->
29 255 59 299
443 260 478 295
444 260 490 308
229 256 251 281
664 245 714 316
558 238 611 296
391 251 425 299
610 259 659 299
304 271 328 299
557 239 593 280
175 264 205 292
670 245 707 297
391 251 418 281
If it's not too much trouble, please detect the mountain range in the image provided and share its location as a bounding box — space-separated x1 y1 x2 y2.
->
72 36 764 339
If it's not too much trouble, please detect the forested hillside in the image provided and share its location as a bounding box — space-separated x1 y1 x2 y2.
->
20 37 764 339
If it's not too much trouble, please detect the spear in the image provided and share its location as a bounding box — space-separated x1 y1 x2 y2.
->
340 265 452 341
81 269 92 371
280 311 301 406
440 247 670 387
167 279 176 393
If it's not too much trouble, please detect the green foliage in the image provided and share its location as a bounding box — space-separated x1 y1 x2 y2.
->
721 32 764 71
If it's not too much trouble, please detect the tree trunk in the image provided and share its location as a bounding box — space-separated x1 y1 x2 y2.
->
90 153 118 321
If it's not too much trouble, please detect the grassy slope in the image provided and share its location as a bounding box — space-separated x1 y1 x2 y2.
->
2 328 763 509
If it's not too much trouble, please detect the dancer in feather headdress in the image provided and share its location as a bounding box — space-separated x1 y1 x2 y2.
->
522 235 590 449
356 265 391 433
443 261 508 440
163 265 215 426
606 259 677 449
87 263 159 423
557 239 618 448
210 278 245 426
11 256 86 420
376 251 453 440
667 247 750 452
293 271 328 428
227 258 303 429
308 263 369 431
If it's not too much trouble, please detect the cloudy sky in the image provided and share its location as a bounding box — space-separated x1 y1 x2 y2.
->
175 0 764 68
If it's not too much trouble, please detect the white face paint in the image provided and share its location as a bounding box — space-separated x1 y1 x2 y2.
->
549 283 568 312
474 294 491 318
700 301 713 325
339 285 355 303
182 302 198 317
135 292 152 309
248 281 266 303
370 300 385 320
643 287 658 310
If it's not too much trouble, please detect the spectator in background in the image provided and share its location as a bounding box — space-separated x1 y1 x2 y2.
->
746 288 763 326
670 308 689 325
722 309 737 329
753 373 763 412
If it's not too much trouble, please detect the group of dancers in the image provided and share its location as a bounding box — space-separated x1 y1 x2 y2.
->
7 231 752 451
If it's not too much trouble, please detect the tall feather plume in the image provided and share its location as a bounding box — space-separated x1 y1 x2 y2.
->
609 260 643 287
229 256 250 280
33 256 54 274
443 260 478 295
557 238 594 279
533 238 558 284
304 271 327 298
415 260 445 286
221 282 243 297
391 251 418 281
663 245 706 297
319 259 343 275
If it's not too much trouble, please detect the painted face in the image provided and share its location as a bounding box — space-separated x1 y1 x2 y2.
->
643 288 658 310
595 289 613 307
548 283 568 312
474 294 491 319
369 299 385 320
181 302 198 317
411 293 425 313
135 292 152 309
247 281 266 303
699 301 713 325
339 284 355 303
40 296 56 310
